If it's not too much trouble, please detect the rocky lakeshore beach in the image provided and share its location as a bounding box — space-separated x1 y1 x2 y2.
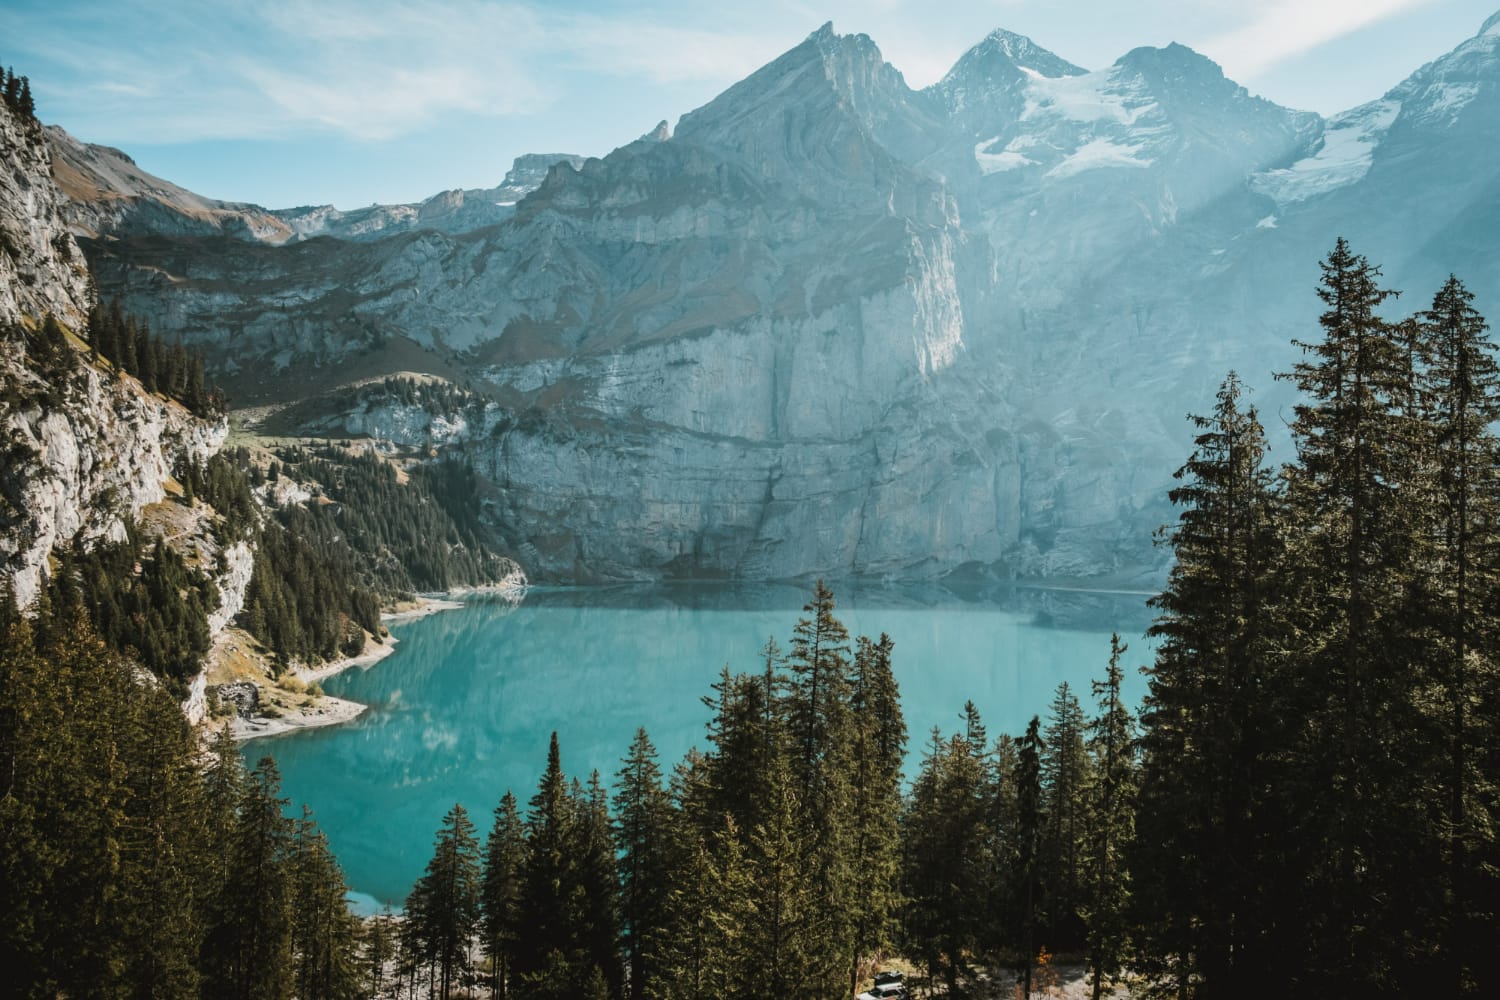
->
228 588 521 740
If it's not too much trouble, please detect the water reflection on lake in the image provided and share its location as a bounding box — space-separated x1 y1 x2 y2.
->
254 581 1155 907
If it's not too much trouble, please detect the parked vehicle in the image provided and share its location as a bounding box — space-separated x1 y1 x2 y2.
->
857 972 908 1000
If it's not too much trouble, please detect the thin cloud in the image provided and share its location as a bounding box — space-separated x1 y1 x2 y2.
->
546 15 787 86
4 0 782 144
1198 0 1438 80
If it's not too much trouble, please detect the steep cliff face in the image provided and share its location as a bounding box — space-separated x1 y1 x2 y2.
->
0 96 228 608
0 334 227 608
1 105 91 325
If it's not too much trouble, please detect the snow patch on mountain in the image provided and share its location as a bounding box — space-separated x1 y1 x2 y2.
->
1251 99 1399 203
974 137 1034 173
1046 138 1153 178
1022 67 1158 127
1412 80 1481 123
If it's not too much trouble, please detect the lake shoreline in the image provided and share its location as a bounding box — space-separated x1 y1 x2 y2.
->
231 578 1142 744
232 592 487 741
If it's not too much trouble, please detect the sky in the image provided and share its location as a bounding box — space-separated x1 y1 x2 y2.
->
4 0 1497 210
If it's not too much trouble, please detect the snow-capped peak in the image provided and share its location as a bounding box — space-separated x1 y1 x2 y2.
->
976 28 1081 77
943 27 1086 85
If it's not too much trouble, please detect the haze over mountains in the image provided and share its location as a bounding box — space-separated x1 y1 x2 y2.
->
42 13 1500 583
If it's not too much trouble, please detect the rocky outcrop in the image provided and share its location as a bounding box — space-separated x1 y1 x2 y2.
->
0 94 228 609
1 106 91 325
209 680 259 718
206 540 254 635
47 126 295 243
268 153 589 242
0 356 226 607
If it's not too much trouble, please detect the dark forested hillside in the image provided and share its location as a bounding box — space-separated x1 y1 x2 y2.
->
0 592 363 1000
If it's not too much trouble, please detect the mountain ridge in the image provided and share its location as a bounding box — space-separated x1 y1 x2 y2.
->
47 15 1500 583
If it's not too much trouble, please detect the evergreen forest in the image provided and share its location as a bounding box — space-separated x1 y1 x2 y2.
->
2 240 1499 998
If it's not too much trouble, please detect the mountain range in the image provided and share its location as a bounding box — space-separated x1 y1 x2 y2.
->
40 13 1500 583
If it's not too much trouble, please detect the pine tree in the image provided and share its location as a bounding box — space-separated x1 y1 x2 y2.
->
516 734 577 990
1415 274 1500 994
656 817 753 1000
1015 717 1043 999
573 772 623 997
786 580 852 793
613 729 673 1000
1040 681 1091 947
744 752 817 997
364 906 398 999
482 791 527 999
781 582 858 995
407 803 483 1000
1135 371 1282 993
846 633 905 992
111 682 209 1000
1083 635 1137 1000
901 726 988 993
289 809 363 1000
1278 238 1430 992
203 756 294 1000
0 609 130 996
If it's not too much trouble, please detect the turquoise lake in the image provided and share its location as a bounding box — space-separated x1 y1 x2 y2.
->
251 582 1156 909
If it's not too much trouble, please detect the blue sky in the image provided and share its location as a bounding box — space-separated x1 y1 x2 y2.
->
5 1 1497 209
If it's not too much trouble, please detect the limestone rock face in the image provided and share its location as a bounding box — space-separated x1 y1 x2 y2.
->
0 356 226 607
1 108 91 326
0 96 227 608
206 540 255 636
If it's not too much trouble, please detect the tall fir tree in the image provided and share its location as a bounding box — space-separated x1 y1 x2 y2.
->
1084 635 1137 1000
407 803 483 1000
482 791 527 999
846 633 906 992
1415 274 1500 995
1279 238 1433 993
613 729 673 1000
1135 371 1282 995
1015 716 1044 1000
1040 682 1091 948
516 733 578 994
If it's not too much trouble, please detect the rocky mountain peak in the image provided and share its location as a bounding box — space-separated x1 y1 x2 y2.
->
673 23 948 202
639 120 671 143
932 28 1083 130
965 28 1084 80
1377 7 1500 132
497 153 587 192
1114 42 1232 93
